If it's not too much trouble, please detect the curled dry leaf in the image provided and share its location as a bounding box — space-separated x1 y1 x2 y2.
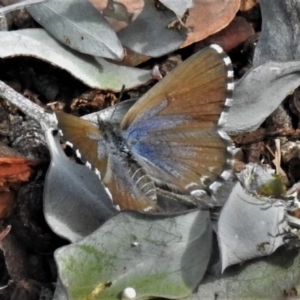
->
181 0 240 48
196 17 255 53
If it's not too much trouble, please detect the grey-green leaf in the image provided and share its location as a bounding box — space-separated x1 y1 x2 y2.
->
27 0 124 60
225 61 300 134
55 210 212 300
53 278 68 300
254 0 300 66
218 182 289 271
0 29 151 91
44 129 117 242
118 0 186 57
189 248 300 300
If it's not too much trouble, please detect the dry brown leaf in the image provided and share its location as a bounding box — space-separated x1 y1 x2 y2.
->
113 0 144 20
90 0 144 31
121 47 150 67
240 0 259 11
0 144 36 219
0 157 37 192
290 208 300 219
197 17 255 52
181 0 240 48
90 0 143 17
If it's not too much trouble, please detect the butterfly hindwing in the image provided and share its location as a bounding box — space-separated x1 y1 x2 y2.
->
103 155 158 211
55 112 158 212
121 45 233 196
56 45 233 211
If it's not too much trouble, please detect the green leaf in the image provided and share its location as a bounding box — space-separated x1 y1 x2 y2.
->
56 210 212 300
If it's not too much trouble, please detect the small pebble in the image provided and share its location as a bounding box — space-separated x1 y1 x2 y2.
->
122 287 137 299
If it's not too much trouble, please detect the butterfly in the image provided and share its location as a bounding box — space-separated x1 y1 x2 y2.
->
55 44 234 212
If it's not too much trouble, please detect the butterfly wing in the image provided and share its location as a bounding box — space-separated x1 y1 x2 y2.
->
102 155 158 211
55 112 158 212
121 45 233 196
55 112 108 175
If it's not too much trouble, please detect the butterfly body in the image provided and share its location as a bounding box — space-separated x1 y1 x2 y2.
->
55 45 234 212
72 118 159 211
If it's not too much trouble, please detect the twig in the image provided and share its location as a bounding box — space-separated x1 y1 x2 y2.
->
0 80 56 131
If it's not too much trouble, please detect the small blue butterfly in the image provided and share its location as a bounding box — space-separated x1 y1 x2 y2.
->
55 45 234 212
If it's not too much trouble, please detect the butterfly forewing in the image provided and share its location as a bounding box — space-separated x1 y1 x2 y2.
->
121 45 233 197
56 45 233 211
55 111 158 212
121 46 232 129
55 112 108 176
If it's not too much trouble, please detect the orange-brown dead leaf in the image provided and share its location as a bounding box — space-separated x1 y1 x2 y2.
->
121 47 150 67
181 0 240 48
0 157 37 192
290 208 300 219
90 0 144 31
240 0 259 11
90 0 143 17
198 17 255 53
